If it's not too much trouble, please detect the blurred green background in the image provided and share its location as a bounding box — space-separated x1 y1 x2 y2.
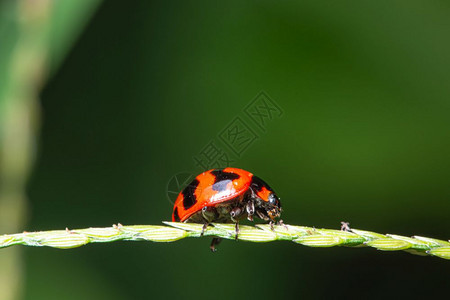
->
1 0 449 299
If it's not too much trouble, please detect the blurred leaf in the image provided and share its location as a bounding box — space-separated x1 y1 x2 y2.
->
47 0 102 74
0 1 101 299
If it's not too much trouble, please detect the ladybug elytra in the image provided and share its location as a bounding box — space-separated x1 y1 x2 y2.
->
172 167 283 251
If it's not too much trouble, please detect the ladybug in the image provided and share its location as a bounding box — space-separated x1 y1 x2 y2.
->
172 167 282 251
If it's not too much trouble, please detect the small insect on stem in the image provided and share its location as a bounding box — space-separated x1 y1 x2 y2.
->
201 223 209 236
340 222 351 232
113 223 123 230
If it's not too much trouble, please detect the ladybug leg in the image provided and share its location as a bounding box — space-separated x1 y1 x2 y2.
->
201 223 209 236
229 207 243 240
255 209 269 221
229 207 243 223
210 238 222 252
200 206 215 236
234 221 240 241
246 200 255 222
201 206 216 221
269 221 274 231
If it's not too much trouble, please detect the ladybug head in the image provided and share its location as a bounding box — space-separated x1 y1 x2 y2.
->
250 176 282 221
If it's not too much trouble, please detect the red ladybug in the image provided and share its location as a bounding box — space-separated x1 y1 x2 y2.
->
172 167 282 251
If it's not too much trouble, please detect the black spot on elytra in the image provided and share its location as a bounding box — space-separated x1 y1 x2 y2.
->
182 179 200 210
210 169 241 192
173 207 180 222
251 176 272 192
211 169 240 183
